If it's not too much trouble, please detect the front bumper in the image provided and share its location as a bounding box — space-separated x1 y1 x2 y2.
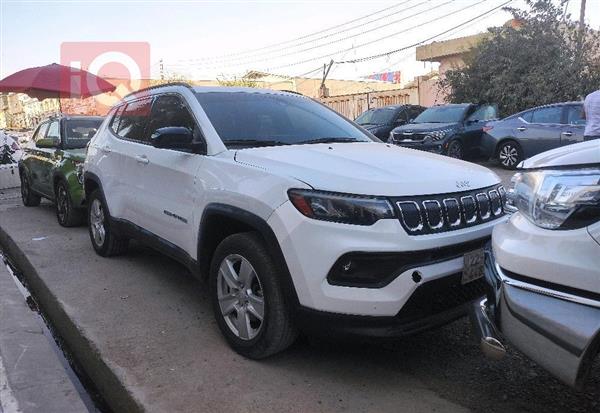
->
475 245 600 388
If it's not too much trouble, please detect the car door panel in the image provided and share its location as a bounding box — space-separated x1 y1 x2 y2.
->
561 104 586 146
519 106 563 157
132 94 204 255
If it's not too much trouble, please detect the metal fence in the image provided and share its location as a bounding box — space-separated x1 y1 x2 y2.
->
319 89 414 120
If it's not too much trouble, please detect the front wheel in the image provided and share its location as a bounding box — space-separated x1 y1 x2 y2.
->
20 172 41 207
446 140 463 159
497 141 523 169
55 181 84 227
210 232 298 359
87 189 128 256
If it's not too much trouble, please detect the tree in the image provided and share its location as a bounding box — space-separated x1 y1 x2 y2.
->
441 0 600 117
0 142 16 165
217 76 259 88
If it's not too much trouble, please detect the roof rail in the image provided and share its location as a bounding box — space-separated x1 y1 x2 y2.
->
123 82 193 99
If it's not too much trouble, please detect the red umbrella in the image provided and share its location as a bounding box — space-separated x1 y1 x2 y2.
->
0 63 115 100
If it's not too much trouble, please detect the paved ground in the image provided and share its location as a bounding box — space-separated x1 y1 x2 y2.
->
0 255 87 413
0 163 597 413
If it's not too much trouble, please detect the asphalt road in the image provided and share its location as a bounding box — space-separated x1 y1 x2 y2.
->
0 162 597 413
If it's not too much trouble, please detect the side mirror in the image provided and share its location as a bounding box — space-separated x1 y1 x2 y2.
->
395 119 406 125
36 137 59 148
151 127 205 153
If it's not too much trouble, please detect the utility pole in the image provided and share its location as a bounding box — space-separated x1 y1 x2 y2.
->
579 0 586 32
319 59 334 98
159 59 165 81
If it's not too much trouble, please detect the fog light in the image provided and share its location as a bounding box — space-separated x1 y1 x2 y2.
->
327 253 406 288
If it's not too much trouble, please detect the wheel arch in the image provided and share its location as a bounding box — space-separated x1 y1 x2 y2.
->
198 203 300 308
494 137 522 157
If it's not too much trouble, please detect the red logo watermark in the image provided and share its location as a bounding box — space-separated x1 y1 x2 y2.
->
60 42 150 114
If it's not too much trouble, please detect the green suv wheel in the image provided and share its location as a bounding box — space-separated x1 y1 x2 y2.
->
55 180 85 227
20 173 41 207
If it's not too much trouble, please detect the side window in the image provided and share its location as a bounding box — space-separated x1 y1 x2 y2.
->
531 106 562 124
117 98 153 142
31 124 42 141
411 107 424 120
34 122 50 146
109 105 125 133
565 105 586 126
468 105 497 121
146 95 198 139
519 110 534 123
395 110 409 124
46 121 60 141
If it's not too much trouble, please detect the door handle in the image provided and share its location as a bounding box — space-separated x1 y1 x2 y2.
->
517 127 527 132
100 145 111 153
135 155 149 165
561 131 573 137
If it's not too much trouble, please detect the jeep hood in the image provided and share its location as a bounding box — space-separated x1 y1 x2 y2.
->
520 139 600 169
234 142 499 196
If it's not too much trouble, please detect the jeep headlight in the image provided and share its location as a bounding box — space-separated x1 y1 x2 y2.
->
288 189 395 225
508 168 600 229
428 129 452 141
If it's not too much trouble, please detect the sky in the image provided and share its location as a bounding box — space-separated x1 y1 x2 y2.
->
0 0 598 86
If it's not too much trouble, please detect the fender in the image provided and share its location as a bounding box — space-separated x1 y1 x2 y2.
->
198 203 300 309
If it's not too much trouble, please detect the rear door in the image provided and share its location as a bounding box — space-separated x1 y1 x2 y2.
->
517 106 563 157
462 104 498 157
133 94 204 255
37 120 60 196
561 104 586 146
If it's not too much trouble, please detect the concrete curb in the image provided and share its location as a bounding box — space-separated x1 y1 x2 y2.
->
0 224 144 413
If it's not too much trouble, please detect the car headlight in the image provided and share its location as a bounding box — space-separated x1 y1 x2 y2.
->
508 168 600 229
288 189 395 225
428 129 452 141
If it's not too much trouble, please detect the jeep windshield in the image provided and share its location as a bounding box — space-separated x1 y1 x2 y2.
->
412 105 468 124
355 107 396 125
194 92 373 148
63 118 103 149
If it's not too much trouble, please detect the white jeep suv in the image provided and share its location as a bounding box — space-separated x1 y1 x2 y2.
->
84 84 507 358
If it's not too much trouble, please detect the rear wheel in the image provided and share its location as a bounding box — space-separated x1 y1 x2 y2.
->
55 181 84 227
497 141 523 169
210 232 297 359
446 140 463 159
20 172 41 207
87 189 128 256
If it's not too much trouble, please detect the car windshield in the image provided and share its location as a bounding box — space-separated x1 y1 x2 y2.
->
194 92 372 148
412 106 468 124
355 108 397 125
63 118 103 149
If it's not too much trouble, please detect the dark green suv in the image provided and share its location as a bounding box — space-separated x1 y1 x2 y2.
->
19 115 104 226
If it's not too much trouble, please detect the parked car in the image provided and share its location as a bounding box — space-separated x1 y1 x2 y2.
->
471 139 600 388
19 115 104 226
388 103 498 160
84 84 507 359
354 105 425 140
481 101 589 169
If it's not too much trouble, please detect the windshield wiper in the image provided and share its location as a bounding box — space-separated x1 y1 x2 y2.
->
296 137 363 144
224 139 290 148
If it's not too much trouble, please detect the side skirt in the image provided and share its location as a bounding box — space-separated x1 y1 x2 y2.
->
109 218 200 277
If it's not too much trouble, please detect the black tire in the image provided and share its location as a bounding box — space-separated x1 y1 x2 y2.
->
446 140 463 159
87 189 128 256
497 140 523 169
210 232 298 359
55 180 84 227
20 172 41 207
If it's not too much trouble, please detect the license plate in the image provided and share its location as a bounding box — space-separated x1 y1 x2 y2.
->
462 248 485 285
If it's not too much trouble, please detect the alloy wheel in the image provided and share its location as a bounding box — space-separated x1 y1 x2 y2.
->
89 199 106 247
56 185 68 223
217 254 265 341
447 142 462 159
499 144 519 167
21 176 29 202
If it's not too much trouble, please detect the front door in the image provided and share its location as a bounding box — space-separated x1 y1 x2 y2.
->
133 94 204 257
517 105 563 156
561 104 586 146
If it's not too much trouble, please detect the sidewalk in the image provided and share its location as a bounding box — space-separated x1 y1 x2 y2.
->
0 260 87 413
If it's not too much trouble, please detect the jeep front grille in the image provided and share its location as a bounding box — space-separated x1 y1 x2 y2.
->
392 185 506 235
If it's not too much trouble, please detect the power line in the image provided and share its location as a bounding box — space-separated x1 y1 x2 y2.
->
265 0 493 71
337 0 512 64
189 0 425 65
195 1 414 62
188 0 444 69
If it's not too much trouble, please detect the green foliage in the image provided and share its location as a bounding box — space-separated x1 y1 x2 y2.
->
217 77 259 88
0 143 15 165
441 0 600 117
